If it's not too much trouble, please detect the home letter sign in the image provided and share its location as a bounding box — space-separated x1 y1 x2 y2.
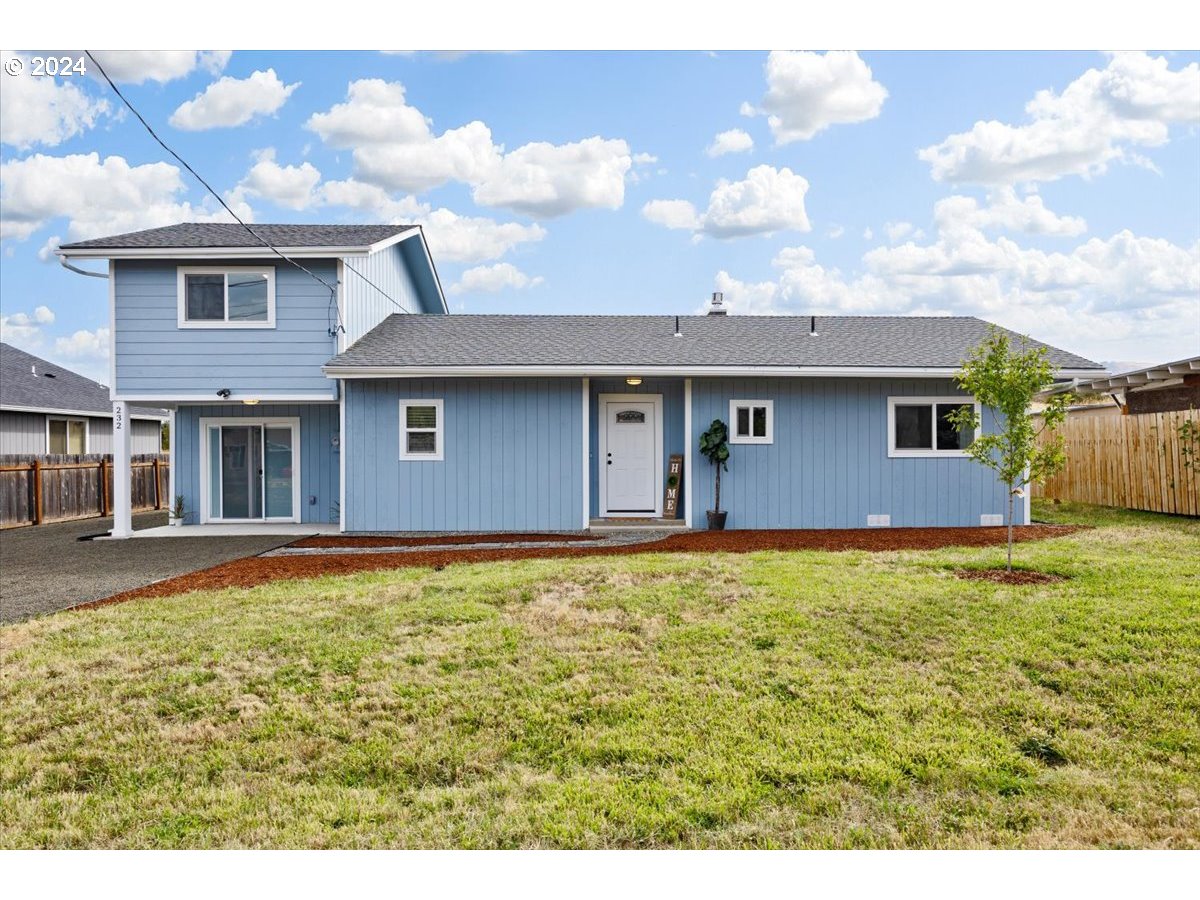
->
663 453 683 519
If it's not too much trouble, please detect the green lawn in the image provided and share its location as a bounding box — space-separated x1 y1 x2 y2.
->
2 501 1198 848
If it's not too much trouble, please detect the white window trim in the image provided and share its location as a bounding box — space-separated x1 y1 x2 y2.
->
46 416 89 454
728 399 774 445
198 416 301 524
887 396 982 458
399 398 444 461
177 266 276 328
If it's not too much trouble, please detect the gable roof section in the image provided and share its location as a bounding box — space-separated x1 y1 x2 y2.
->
325 315 1104 376
58 223 419 258
0 343 167 419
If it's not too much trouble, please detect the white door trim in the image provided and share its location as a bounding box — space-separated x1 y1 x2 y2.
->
199 416 301 524
597 393 663 518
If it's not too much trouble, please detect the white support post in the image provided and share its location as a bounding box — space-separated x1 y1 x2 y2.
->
581 377 590 530
684 378 693 529
111 400 133 538
168 408 177 526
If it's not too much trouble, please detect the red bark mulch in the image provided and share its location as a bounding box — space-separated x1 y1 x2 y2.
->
955 568 1068 585
291 532 595 549
74 524 1082 613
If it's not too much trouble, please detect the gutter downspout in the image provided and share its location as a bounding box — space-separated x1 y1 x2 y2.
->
58 257 110 279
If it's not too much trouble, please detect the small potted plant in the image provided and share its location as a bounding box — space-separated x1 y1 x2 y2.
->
698 419 730 530
168 494 188 526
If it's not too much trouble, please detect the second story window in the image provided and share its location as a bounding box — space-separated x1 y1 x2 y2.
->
178 267 275 328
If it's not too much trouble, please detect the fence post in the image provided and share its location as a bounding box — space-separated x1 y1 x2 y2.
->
31 459 42 525
99 458 109 516
153 457 162 510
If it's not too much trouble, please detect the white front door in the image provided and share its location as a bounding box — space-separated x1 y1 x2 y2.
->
600 396 661 515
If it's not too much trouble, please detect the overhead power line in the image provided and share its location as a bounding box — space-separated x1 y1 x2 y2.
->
84 50 413 327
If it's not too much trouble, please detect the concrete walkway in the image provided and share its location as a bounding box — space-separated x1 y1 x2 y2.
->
0 512 296 624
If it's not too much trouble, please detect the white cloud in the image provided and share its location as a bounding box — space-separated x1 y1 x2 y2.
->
642 165 811 239
230 149 321 210
0 152 252 242
472 137 632 217
88 51 231 84
711 197 1200 360
448 263 544 295
862 227 873 240
0 305 55 347
744 51 887 144
307 79 635 217
642 199 701 231
934 188 1087 236
315 178 546 264
1 52 111 150
827 224 845 239
55 327 110 363
884 220 916 243
919 52 1200 185
169 69 299 131
706 128 754 157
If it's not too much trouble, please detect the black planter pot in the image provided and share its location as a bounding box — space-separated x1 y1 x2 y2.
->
707 510 727 531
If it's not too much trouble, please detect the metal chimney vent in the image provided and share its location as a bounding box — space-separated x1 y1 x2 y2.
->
708 291 727 316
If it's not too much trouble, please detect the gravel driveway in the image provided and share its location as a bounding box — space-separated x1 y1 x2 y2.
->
0 513 292 623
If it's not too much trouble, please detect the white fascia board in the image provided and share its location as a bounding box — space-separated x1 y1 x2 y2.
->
58 246 376 260
0 404 167 421
323 364 1109 380
364 227 422 255
111 393 338 403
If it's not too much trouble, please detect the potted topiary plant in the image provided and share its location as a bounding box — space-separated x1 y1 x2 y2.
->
698 418 730 530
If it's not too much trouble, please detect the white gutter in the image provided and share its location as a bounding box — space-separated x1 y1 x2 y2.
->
323 364 1108 380
57 245 381 260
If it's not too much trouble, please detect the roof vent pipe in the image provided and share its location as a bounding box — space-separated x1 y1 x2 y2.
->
708 292 726 316
674 315 682 337
808 315 819 337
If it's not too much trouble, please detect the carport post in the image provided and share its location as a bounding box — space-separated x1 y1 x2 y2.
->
110 400 133 538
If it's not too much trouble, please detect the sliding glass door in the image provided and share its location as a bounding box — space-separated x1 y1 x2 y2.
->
203 419 298 522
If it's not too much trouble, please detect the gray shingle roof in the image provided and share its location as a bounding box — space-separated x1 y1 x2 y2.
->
326 315 1104 371
0 344 166 418
59 223 416 251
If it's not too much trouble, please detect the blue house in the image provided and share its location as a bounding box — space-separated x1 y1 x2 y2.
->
58 223 1105 537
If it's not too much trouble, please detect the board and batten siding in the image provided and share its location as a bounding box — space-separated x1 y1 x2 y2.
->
0 411 161 455
113 258 340 399
344 378 583 532
688 377 1022 529
173 402 340 525
340 242 441 347
588 378 685 519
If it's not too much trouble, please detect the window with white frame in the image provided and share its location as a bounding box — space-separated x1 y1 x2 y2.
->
729 399 773 444
177 267 275 327
47 417 87 454
399 399 444 460
887 396 980 457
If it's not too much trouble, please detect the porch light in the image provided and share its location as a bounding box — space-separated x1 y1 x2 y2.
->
242 399 260 406
626 377 643 386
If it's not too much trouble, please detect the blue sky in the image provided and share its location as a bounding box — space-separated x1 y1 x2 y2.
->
2 49 1198 382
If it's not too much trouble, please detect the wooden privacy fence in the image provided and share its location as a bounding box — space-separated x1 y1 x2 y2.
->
1033 409 1199 516
0 454 169 528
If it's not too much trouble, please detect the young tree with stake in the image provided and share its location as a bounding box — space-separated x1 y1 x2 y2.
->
948 329 1073 571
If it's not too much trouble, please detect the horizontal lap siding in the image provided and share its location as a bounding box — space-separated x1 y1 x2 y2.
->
114 258 339 398
689 377 1016 529
344 378 582 532
174 403 339 525
588 378 686 519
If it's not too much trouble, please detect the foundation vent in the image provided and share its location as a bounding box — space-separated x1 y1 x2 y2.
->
866 514 891 527
980 514 1004 526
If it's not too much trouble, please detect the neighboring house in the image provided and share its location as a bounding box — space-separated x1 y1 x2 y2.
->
0 343 166 455
1057 356 1200 416
58 223 1105 536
